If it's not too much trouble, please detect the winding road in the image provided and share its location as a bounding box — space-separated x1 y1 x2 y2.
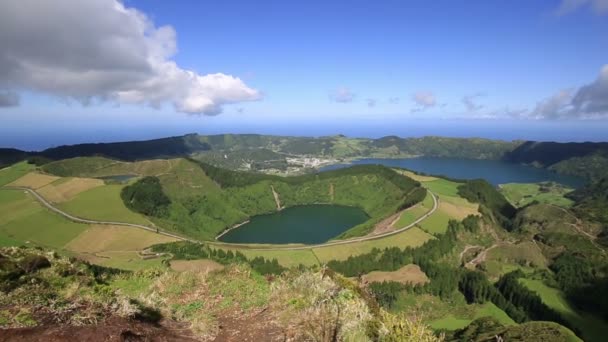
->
2 185 438 252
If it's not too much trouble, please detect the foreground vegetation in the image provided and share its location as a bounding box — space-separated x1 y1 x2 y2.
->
2 153 608 341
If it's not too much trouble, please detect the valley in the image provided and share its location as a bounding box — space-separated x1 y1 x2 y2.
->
1 135 607 341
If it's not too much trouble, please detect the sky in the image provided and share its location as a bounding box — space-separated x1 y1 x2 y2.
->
1 0 608 150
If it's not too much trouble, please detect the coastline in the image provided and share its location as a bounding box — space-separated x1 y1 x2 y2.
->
215 220 250 240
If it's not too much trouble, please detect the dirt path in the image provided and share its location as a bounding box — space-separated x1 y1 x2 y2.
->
1 186 438 252
270 185 282 211
459 245 482 263
549 204 605 254
214 308 284 342
466 243 501 268
329 183 335 202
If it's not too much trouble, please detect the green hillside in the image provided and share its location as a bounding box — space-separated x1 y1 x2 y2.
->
42 157 425 241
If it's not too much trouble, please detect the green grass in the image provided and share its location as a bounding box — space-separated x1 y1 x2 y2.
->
0 161 35 186
395 205 428 228
429 314 472 330
95 251 169 271
419 209 451 235
520 278 608 342
423 179 461 198
500 183 574 208
110 276 155 297
312 227 433 262
233 249 319 267
429 302 515 330
59 184 150 225
0 189 87 248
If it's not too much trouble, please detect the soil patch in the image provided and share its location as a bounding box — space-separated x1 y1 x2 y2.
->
362 264 429 285
170 260 225 273
0 316 198 342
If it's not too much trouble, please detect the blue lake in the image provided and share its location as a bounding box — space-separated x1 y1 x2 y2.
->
217 204 369 244
319 157 585 187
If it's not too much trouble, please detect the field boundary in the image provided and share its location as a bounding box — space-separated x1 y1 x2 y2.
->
1 185 437 252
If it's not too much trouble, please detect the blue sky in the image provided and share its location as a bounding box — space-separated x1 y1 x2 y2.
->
1 0 608 150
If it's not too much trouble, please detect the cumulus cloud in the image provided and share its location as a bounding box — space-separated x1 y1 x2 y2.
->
0 0 261 114
0 91 19 107
571 65 608 116
462 93 485 112
329 87 355 103
366 98 377 107
411 91 436 111
555 0 608 15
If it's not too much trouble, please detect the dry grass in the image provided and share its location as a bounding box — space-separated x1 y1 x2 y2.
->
37 177 104 203
8 172 59 189
438 200 479 220
313 227 434 263
65 225 177 253
362 264 429 285
170 259 225 273
399 170 438 182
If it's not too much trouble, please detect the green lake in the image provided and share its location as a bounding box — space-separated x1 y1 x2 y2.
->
217 204 369 244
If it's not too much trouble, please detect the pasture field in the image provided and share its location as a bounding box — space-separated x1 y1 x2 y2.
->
65 224 177 253
37 177 104 203
58 184 150 225
423 178 461 197
419 208 451 235
362 264 429 285
0 189 87 248
486 242 548 269
42 157 174 178
520 278 608 342
170 259 225 272
500 182 574 208
395 205 428 228
236 248 319 267
92 251 169 271
312 227 433 262
8 172 59 189
0 161 35 186
429 302 515 330
399 170 438 182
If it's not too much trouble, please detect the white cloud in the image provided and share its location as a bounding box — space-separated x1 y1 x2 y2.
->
0 0 261 114
411 91 436 111
329 87 355 103
555 0 608 15
388 97 400 104
0 91 19 107
462 93 485 112
572 65 608 116
366 98 377 107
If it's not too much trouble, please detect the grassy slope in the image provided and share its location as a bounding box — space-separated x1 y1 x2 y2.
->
500 183 574 208
0 189 87 248
58 184 150 225
0 161 35 186
430 302 515 330
520 278 608 342
45 157 425 240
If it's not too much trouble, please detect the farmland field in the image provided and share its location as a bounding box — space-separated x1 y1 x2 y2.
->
0 162 35 186
500 182 574 208
362 264 429 284
312 227 433 262
0 189 87 248
8 172 59 189
520 278 608 342
37 177 104 203
65 224 177 253
58 184 150 225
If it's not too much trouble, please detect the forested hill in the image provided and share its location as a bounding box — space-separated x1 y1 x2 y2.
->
2 133 608 180
503 141 608 181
